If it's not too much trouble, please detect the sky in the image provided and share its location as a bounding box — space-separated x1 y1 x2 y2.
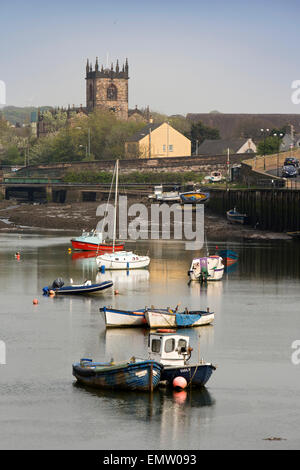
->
1 0 300 115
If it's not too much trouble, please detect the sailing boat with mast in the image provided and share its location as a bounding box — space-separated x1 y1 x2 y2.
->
96 160 150 270
70 163 124 252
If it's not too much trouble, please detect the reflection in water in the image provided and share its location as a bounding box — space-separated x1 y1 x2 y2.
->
73 382 215 430
96 269 150 291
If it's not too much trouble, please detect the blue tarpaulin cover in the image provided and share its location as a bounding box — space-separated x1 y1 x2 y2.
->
175 313 202 327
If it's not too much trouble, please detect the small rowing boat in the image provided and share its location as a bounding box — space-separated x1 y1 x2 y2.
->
180 191 209 204
226 208 247 224
217 249 238 265
100 306 147 328
72 357 163 391
145 308 214 329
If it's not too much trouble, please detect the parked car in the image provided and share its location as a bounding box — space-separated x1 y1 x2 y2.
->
284 157 300 173
282 164 298 178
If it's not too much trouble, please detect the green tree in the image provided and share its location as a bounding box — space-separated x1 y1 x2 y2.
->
189 121 220 153
257 135 282 155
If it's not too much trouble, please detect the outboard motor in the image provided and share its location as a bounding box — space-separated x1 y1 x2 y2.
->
52 278 64 289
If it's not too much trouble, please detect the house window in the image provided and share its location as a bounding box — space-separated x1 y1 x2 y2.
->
151 339 161 353
163 144 166 152
89 84 93 101
169 145 173 152
107 84 117 101
165 338 175 353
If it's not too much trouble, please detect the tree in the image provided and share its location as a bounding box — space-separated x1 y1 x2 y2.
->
257 136 282 155
189 121 220 153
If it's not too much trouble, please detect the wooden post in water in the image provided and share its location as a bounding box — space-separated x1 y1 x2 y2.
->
149 363 153 393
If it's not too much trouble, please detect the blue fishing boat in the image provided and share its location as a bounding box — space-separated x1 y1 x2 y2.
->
180 191 210 204
43 278 113 295
217 249 238 265
72 358 163 391
226 208 247 224
148 332 216 388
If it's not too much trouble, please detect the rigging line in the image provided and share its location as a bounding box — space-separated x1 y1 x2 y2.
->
98 163 117 235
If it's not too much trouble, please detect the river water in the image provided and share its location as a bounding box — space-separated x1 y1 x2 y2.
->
0 232 299 449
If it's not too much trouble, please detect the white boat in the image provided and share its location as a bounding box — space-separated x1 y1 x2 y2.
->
148 331 216 387
188 255 224 281
204 171 223 183
100 306 146 328
148 185 180 202
145 308 214 328
96 160 150 270
96 251 150 270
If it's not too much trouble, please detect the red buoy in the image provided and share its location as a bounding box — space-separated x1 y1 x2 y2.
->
173 376 187 390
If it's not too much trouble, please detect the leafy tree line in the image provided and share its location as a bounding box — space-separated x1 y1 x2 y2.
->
64 170 204 184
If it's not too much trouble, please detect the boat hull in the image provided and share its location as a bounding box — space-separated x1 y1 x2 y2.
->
73 360 163 391
71 239 124 251
145 311 214 328
161 364 215 388
188 255 224 281
45 281 113 295
189 268 224 281
226 210 246 225
97 255 150 270
101 307 146 328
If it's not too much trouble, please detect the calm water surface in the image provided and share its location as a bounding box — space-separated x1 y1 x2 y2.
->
0 232 299 449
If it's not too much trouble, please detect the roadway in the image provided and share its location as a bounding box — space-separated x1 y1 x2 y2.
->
267 168 300 188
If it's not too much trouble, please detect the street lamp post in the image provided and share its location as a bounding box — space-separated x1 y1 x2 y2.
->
273 132 283 177
260 128 269 170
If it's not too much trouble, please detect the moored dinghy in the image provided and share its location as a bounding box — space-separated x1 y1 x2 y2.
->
226 208 247 224
148 332 216 388
72 357 163 391
180 190 209 204
188 256 224 281
100 306 147 328
145 307 214 329
43 278 113 295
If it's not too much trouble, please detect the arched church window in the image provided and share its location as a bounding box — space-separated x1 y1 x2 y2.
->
89 84 93 101
107 84 117 101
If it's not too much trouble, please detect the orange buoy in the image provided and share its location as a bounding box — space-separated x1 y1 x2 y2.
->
49 290 55 296
173 376 187 390
32 298 38 305
114 290 119 295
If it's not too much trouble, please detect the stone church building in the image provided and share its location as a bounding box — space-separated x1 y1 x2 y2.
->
37 57 149 137
86 57 129 120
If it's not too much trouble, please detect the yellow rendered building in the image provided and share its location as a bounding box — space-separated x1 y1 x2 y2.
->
125 122 191 158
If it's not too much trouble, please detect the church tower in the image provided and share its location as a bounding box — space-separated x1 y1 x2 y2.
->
85 57 129 120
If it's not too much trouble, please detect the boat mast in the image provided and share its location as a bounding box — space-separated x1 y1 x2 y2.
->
112 160 119 253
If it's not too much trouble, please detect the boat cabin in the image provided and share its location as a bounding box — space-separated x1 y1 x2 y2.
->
148 332 191 366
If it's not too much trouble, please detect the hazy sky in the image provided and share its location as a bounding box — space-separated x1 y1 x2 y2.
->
1 0 300 114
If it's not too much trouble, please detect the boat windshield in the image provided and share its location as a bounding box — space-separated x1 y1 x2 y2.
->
165 338 175 353
151 339 161 353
